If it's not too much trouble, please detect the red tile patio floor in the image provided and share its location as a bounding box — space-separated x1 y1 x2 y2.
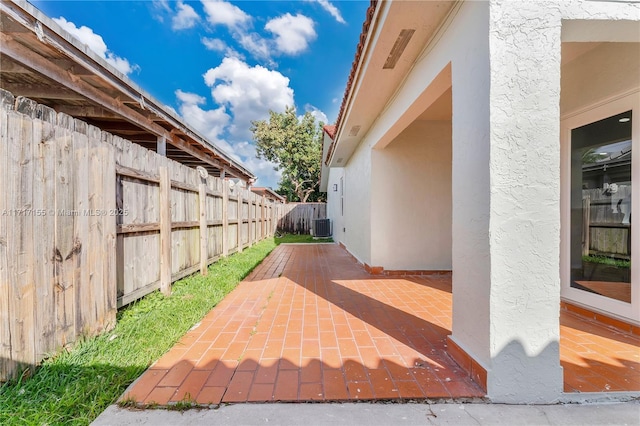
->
122 244 639 406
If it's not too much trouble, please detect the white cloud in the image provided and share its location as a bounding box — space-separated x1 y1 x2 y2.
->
152 0 172 22
201 37 226 51
313 0 346 24
172 1 200 30
203 57 294 139
174 86 283 187
243 154 282 187
201 37 245 59
303 104 329 124
53 17 138 75
175 89 231 145
265 13 316 55
201 0 250 28
235 32 272 63
176 57 298 187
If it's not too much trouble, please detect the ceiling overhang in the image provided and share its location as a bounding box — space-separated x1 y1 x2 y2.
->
328 0 456 167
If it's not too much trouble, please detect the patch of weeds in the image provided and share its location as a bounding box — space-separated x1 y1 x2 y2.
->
118 396 138 409
168 396 197 412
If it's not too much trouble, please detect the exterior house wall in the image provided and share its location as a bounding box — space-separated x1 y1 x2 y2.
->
342 136 373 266
326 167 345 244
326 0 638 403
370 120 452 270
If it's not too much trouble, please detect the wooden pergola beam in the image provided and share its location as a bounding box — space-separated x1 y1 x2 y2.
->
0 82 84 100
0 32 249 178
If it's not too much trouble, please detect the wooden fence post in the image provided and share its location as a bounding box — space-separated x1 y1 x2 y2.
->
237 188 243 253
199 179 208 275
261 195 266 241
249 195 254 247
582 196 590 257
222 179 229 257
159 166 171 295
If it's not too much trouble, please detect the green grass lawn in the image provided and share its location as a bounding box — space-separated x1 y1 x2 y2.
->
275 233 333 244
0 238 277 426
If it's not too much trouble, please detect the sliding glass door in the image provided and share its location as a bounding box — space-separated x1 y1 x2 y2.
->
562 93 638 322
570 111 632 303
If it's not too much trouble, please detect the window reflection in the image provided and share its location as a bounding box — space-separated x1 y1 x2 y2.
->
571 111 632 303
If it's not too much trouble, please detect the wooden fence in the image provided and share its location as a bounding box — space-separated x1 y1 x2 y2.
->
277 203 327 235
0 93 283 381
582 187 631 258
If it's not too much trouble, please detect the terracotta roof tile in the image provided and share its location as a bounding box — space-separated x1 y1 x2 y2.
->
322 124 336 140
326 0 379 165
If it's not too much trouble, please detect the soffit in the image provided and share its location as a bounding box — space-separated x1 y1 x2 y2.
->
330 0 455 167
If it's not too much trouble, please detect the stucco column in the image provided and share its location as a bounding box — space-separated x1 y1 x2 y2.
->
486 1 564 402
451 0 563 403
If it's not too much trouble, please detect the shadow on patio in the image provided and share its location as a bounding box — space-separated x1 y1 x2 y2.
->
121 244 639 406
121 244 483 405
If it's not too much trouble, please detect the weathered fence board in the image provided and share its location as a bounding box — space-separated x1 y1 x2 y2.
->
277 203 327 234
0 101 13 380
32 106 56 371
583 187 631 257
1 98 117 381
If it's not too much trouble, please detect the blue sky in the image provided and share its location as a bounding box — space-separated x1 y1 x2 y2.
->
30 0 369 187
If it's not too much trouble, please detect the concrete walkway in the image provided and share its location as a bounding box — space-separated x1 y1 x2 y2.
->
93 399 639 425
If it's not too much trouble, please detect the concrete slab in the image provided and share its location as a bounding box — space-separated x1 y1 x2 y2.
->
92 400 640 426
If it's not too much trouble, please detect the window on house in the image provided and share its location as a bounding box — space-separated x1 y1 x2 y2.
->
570 110 632 304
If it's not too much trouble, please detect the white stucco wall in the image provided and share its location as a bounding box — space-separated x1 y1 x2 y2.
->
342 136 373 266
326 167 345 244
370 120 452 270
486 0 566 402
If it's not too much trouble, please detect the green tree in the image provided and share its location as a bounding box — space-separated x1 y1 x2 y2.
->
251 106 325 202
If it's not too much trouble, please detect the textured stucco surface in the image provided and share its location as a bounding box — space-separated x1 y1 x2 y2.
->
371 120 452 270
486 0 565 403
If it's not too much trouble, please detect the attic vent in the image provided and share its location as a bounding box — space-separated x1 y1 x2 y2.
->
348 125 361 136
383 29 415 69
336 158 344 164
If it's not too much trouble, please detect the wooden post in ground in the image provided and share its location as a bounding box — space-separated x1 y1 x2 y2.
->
261 195 266 241
159 166 171 295
582 196 590 257
222 179 229 257
237 188 243 253
249 195 254 247
199 179 208 275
